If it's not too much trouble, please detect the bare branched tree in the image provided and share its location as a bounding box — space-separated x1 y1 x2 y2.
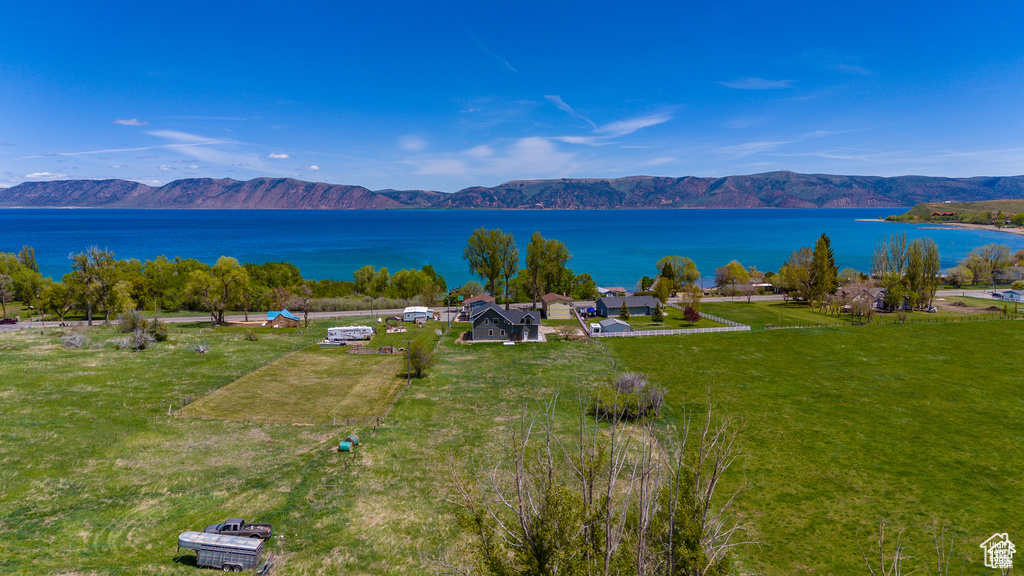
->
435 388 754 576
859 519 913 576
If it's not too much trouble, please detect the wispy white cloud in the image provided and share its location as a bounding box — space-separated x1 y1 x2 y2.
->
719 77 793 90
406 137 579 181
552 136 605 146
306 165 320 170
595 113 673 137
25 172 66 179
716 140 794 156
545 95 597 128
157 165 173 171
113 118 149 126
146 130 224 145
268 152 290 159
398 135 427 152
462 24 518 72
830 63 873 75
111 164 126 168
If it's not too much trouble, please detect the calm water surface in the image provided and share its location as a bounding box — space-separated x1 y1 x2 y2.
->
4 208 1023 288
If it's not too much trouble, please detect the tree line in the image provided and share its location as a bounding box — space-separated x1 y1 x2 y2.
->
0 246 451 326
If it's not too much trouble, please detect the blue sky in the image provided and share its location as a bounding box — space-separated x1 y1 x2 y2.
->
2 1 1023 191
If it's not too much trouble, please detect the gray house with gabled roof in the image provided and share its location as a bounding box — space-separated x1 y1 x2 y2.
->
596 295 660 317
470 302 542 341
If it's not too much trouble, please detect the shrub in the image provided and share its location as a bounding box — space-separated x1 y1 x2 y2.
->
1012 280 1024 290
405 340 436 378
186 342 210 354
591 372 665 421
61 333 88 349
243 329 259 341
116 309 147 333
148 319 169 342
114 329 154 351
557 325 580 341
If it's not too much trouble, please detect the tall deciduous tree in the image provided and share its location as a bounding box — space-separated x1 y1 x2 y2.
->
525 232 572 309
0 274 12 317
464 228 517 300
715 260 749 294
658 255 700 289
69 246 117 325
185 256 250 325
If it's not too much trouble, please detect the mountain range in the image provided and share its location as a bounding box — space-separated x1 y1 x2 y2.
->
2 172 1024 210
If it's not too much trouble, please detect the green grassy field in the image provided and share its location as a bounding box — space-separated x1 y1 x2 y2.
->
1 313 1022 575
701 300 857 329
603 321 1024 575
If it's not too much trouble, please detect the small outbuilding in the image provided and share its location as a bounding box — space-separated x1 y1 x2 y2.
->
596 295 660 317
1002 289 1024 302
266 309 301 328
541 293 573 319
592 318 631 334
403 306 433 322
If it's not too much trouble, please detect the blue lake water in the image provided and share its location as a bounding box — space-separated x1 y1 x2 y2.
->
4 208 1023 289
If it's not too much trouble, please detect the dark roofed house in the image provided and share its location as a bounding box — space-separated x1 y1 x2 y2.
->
596 295 660 317
470 302 542 341
266 309 300 328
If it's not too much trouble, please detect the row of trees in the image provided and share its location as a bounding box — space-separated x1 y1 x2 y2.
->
463 228 599 306
946 243 1022 287
0 245 452 326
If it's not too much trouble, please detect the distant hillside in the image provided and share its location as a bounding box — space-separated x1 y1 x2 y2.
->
898 199 1024 220
3 172 1024 209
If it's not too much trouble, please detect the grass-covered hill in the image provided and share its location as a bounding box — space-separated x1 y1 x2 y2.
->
891 198 1024 222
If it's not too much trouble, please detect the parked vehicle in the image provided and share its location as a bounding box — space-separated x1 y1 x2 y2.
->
0 318 16 325
204 518 273 539
326 325 374 341
178 531 264 572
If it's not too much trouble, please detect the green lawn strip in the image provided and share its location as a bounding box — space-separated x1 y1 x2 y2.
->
622 313 727 330
603 321 1024 575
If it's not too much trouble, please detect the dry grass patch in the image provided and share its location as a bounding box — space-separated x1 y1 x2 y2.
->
186 345 407 424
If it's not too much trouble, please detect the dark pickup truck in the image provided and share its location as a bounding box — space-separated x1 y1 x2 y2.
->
204 518 273 539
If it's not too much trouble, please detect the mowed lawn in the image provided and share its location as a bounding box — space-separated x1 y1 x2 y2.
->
187 320 443 424
604 320 1024 575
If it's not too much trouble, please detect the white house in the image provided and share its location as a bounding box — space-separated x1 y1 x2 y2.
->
402 306 433 322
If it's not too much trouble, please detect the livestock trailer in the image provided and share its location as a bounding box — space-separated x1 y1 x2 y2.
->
327 326 374 341
178 530 264 571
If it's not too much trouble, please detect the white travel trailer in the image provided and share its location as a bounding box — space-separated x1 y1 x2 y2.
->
402 306 433 322
327 325 375 341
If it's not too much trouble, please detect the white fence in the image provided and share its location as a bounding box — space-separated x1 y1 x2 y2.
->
578 304 751 338
590 325 750 338
667 304 750 328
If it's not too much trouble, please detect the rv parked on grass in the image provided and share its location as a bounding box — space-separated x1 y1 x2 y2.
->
327 326 375 341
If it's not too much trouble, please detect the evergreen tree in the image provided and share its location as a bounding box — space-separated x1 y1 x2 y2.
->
651 302 664 323
618 300 630 320
811 233 838 300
